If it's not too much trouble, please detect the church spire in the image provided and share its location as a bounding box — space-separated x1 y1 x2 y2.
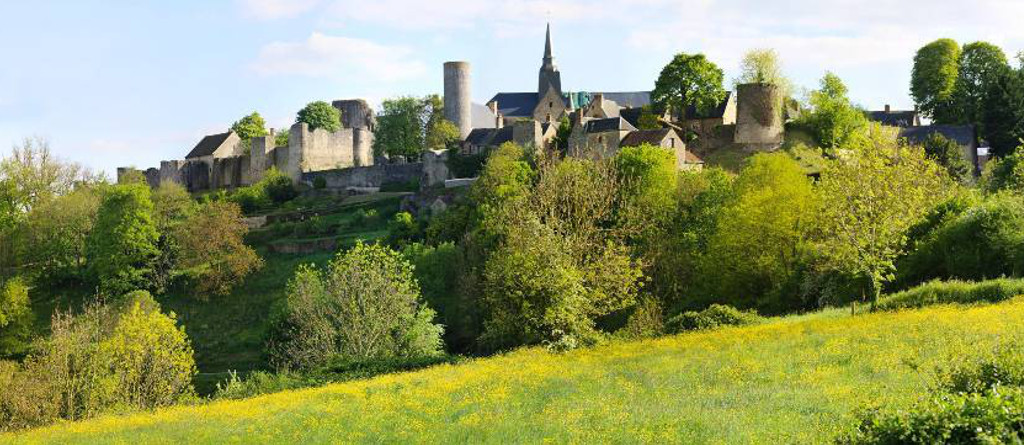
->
538 22 562 97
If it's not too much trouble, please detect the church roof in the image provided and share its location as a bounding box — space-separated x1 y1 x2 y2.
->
584 117 637 133
186 131 233 159
599 92 651 108
488 92 540 117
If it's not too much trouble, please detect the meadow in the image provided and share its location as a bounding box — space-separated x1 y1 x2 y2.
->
9 299 1024 444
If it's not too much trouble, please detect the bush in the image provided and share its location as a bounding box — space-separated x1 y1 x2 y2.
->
617 297 665 340
269 243 444 370
0 292 195 431
386 212 421 247
264 169 298 204
0 277 33 357
172 201 263 298
841 389 1024 444
876 278 1024 311
939 343 1024 394
665 304 763 334
354 208 381 227
403 242 479 353
213 370 314 401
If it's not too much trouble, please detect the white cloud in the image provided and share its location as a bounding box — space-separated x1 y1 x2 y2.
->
251 33 427 82
237 0 322 20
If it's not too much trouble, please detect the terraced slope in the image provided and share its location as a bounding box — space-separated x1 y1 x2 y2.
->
10 301 1024 444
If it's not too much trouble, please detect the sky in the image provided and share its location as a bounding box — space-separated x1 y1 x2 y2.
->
2 0 1023 177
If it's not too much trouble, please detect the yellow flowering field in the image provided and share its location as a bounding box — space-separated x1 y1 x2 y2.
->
9 301 1024 444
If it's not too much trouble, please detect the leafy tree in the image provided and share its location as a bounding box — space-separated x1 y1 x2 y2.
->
17 187 100 282
85 183 161 296
0 277 32 357
274 131 290 147
549 116 572 151
911 38 961 122
230 112 269 148
0 137 95 217
982 66 1024 158
373 96 427 159
423 94 460 152
982 144 1024 193
735 48 791 99
651 52 726 120
702 153 819 312
296 101 342 132
271 243 443 370
952 42 1010 132
817 126 951 307
402 242 478 352
636 106 662 130
172 201 262 298
802 72 869 149
150 183 196 234
921 132 972 183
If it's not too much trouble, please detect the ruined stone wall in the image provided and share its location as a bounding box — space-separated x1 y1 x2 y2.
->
249 133 274 183
735 83 784 149
287 122 356 181
159 160 186 186
512 120 543 150
301 163 423 190
421 150 450 188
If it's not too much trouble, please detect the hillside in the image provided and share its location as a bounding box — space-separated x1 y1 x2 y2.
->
10 300 1024 444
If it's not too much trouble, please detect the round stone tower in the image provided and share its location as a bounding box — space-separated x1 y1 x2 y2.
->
734 83 784 149
443 61 472 141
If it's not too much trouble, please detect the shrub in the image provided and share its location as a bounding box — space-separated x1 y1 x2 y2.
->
665 304 763 334
0 277 33 357
938 343 1024 394
264 169 298 204
403 242 478 353
213 370 315 401
354 208 381 227
172 201 263 298
617 297 665 340
386 211 421 247
269 243 444 370
313 176 327 190
876 278 1024 311
841 389 1024 444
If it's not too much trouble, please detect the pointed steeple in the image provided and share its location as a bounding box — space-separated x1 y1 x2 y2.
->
538 22 562 97
544 23 553 62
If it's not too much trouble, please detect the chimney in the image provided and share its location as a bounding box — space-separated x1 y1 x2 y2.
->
487 100 498 115
884 104 891 113
593 93 604 109
496 113 504 129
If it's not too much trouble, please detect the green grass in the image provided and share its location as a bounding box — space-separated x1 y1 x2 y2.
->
11 300 1024 444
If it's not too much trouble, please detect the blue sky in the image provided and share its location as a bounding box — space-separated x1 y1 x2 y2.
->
2 0 1023 176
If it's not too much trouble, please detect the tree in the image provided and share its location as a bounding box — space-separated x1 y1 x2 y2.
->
425 119 460 152
0 277 32 357
951 42 1009 132
85 183 161 296
296 101 341 132
921 133 972 183
0 137 95 216
373 96 427 159
651 53 726 120
736 48 791 98
17 187 100 282
911 39 961 122
271 243 443 370
636 106 662 130
817 126 951 307
802 72 869 149
230 112 269 148
172 201 262 298
982 144 1024 193
982 66 1024 158
549 116 572 151
703 153 819 312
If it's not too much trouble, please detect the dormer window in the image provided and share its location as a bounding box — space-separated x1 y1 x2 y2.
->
549 101 553 108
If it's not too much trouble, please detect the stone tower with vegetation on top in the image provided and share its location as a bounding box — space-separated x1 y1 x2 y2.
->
443 61 472 140
734 83 784 149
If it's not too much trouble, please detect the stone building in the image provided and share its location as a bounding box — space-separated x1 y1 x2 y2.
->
900 124 980 173
123 99 379 192
620 128 703 170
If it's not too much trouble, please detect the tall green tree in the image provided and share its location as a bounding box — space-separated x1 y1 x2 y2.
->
296 101 342 132
373 96 427 159
703 153 819 312
17 187 100 282
911 39 961 123
982 66 1024 158
817 126 951 308
230 112 269 148
951 42 1010 132
651 53 726 120
921 133 972 184
803 72 869 149
85 183 161 296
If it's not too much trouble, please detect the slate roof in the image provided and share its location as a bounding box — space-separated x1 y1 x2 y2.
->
185 132 233 159
869 110 919 127
584 117 637 133
488 92 541 117
621 128 674 147
899 125 977 147
619 108 644 128
684 92 733 120
599 92 651 108
464 126 514 147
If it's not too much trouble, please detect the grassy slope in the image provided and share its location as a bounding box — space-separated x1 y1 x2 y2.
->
11 300 1024 444
27 193 403 394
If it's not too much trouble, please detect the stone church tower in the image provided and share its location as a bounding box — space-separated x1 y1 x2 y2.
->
538 23 562 98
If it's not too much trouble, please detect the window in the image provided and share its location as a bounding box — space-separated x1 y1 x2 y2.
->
598 135 604 143
549 101 553 108
670 138 675 148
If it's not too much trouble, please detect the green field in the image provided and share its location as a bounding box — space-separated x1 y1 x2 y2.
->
9 300 1024 444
